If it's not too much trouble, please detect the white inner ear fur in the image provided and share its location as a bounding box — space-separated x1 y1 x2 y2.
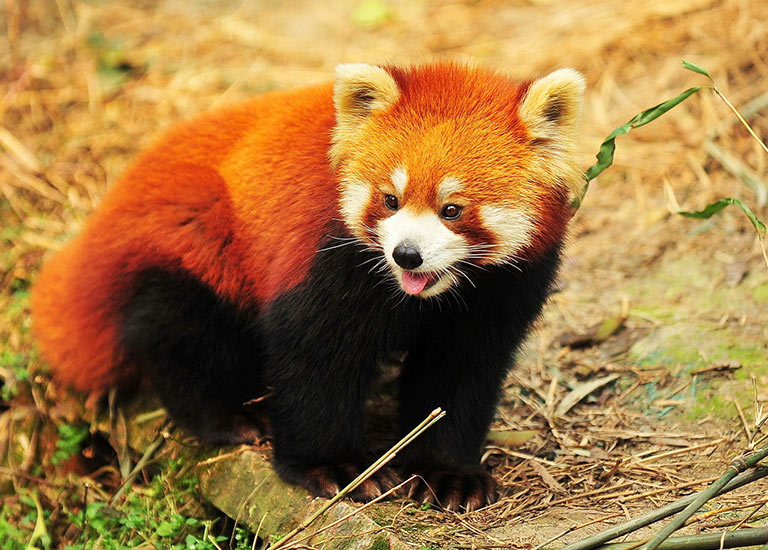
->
518 68 585 138
517 68 586 194
480 206 535 261
330 64 400 169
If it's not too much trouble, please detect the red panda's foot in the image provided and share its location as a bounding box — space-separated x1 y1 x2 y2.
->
188 411 270 446
406 468 497 513
279 462 400 502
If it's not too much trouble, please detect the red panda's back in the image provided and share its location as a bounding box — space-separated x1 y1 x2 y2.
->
32 84 338 391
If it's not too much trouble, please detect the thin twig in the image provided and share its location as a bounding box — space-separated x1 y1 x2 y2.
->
619 476 719 503
289 475 417 548
712 88 768 155
732 397 753 442
269 408 445 550
630 440 724 465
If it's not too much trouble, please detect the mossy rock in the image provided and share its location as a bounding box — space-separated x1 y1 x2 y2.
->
197 449 412 549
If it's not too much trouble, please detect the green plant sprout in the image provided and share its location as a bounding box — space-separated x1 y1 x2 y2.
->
574 60 767 266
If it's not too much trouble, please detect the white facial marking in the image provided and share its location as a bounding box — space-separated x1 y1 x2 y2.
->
391 167 408 195
377 207 468 298
437 176 463 202
339 178 372 237
480 205 535 260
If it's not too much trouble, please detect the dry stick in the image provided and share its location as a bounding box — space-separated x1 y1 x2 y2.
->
269 408 445 550
703 510 768 530
630 440 724 465
732 398 753 442
619 476 719 503
532 482 636 510
712 87 768 155
687 499 768 528
639 445 768 550
289 474 418 548
596 528 768 550
559 467 768 550
253 513 267 550
532 514 627 550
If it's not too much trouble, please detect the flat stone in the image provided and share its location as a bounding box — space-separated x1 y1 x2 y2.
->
197 448 411 549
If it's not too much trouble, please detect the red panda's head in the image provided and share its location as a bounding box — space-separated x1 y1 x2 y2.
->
330 62 585 298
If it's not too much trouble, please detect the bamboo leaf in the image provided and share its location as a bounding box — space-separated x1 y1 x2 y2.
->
583 86 702 183
678 197 766 238
573 86 703 209
682 59 713 81
556 374 620 417
487 429 538 446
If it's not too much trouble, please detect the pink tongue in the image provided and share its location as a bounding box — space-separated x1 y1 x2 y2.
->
401 271 431 295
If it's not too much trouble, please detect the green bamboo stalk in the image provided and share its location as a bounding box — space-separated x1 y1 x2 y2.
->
640 445 768 550
595 528 768 550
559 467 768 550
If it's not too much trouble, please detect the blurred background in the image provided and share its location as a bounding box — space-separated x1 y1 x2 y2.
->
2 0 767 292
1 0 768 548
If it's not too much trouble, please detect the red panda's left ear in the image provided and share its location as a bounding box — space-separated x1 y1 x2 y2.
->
518 68 586 149
333 64 400 118
330 64 400 168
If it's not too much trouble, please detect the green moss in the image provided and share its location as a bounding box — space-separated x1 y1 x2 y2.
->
689 392 731 420
753 283 768 302
687 382 757 421
727 347 768 380
630 321 768 372
629 305 677 323
370 535 391 550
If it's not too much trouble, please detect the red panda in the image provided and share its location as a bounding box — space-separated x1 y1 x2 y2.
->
32 62 585 512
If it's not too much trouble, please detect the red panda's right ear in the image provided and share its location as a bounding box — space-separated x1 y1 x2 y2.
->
518 68 586 193
330 64 400 168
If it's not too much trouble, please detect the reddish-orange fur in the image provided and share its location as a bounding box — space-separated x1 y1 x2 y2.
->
341 65 571 258
32 63 573 393
33 84 337 390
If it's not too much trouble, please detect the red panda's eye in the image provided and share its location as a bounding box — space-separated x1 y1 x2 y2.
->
384 194 399 211
441 204 463 220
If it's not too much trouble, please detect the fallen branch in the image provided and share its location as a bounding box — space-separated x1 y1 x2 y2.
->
559 466 768 550
640 444 768 550
596 527 768 550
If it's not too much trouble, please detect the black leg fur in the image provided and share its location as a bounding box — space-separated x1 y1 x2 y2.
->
118 231 560 507
397 246 561 511
121 268 266 444
261 245 412 496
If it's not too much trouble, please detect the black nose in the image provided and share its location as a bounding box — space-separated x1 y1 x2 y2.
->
393 243 423 269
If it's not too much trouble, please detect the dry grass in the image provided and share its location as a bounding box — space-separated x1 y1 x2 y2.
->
2 0 768 548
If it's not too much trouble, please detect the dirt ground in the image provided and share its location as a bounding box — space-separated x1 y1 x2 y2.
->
1 0 768 548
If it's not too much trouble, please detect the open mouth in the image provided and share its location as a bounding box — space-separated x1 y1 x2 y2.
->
400 270 440 295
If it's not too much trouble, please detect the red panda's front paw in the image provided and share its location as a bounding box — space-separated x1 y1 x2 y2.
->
406 468 497 513
297 463 401 502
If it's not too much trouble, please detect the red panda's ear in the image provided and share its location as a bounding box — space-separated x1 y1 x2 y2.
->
334 63 400 119
518 68 585 149
330 64 400 168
